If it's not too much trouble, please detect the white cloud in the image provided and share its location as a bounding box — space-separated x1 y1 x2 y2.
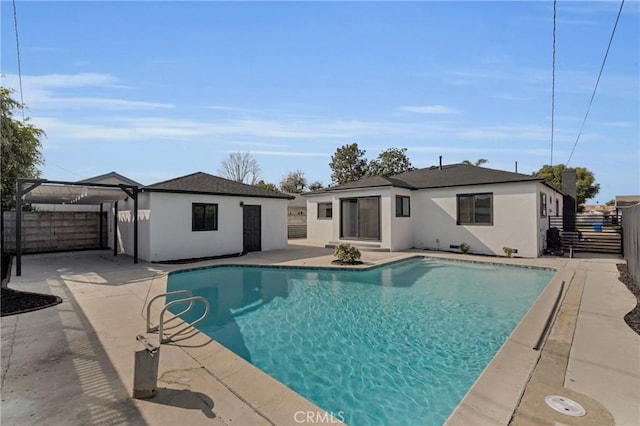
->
407 145 552 157
233 141 289 148
1 73 173 110
206 105 262 113
399 105 460 114
598 121 637 128
240 150 328 157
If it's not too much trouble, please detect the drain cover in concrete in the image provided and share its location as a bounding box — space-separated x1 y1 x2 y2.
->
544 395 587 417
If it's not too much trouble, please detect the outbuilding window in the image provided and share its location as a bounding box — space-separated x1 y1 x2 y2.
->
318 202 333 219
396 195 410 217
540 192 548 218
457 193 493 225
192 203 218 231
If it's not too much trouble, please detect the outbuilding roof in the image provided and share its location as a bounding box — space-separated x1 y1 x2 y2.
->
144 172 294 199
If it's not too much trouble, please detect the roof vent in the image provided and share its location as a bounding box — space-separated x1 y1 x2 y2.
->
439 156 442 170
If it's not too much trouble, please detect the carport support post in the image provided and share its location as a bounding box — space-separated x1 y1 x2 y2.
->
16 181 23 276
133 186 138 264
113 201 118 256
99 203 104 249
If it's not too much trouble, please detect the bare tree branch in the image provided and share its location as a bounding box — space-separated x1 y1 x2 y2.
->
219 152 261 184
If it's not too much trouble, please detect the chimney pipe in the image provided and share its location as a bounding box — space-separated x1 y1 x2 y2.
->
439 156 442 170
515 161 518 173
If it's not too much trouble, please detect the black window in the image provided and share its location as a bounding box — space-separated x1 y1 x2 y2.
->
192 203 218 231
318 202 333 219
540 192 548 217
457 193 493 225
396 195 410 217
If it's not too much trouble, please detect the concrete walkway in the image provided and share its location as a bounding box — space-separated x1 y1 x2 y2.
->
1 246 638 425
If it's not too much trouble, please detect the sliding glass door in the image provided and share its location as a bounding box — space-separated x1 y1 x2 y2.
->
340 197 380 240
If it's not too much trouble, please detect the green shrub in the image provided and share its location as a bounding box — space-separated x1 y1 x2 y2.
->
503 247 515 257
459 242 470 254
334 243 362 264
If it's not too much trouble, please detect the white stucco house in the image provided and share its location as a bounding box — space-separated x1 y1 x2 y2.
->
304 163 564 258
116 172 293 262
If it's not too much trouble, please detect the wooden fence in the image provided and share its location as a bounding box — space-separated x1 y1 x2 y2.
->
2 211 108 254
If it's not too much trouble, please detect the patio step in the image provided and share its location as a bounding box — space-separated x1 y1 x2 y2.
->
324 241 390 252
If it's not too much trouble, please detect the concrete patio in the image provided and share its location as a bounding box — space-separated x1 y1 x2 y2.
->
1 244 638 425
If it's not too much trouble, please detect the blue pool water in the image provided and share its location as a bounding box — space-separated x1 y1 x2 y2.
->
167 257 554 425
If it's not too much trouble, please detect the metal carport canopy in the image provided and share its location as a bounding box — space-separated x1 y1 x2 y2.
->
22 183 130 205
14 178 139 276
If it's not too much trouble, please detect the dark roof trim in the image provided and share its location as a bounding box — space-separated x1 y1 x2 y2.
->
142 187 294 200
542 181 566 196
419 178 546 190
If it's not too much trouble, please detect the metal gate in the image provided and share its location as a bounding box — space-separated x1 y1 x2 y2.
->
549 215 623 255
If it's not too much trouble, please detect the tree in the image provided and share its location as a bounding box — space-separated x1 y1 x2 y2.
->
1 87 45 210
366 147 415 177
279 169 307 193
308 181 324 191
329 143 368 185
532 164 600 205
254 180 279 192
462 158 488 166
219 152 260 185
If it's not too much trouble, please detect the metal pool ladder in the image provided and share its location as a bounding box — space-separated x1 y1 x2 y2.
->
146 290 210 345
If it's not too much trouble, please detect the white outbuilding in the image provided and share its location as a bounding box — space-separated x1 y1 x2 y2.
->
117 172 293 262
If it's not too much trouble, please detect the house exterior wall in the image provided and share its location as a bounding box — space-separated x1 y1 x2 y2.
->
413 182 547 257
115 193 151 260
536 183 563 254
389 188 414 251
306 181 563 257
306 187 412 250
306 195 335 243
117 192 288 262
258 198 289 251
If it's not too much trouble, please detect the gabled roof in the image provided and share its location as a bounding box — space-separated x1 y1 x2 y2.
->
78 171 142 186
394 163 542 189
144 172 294 199
305 163 562 195
319 175 416 191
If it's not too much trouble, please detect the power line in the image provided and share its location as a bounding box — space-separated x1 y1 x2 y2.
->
46 162 89 180
550 0 557 166
566 0 625 166
12 0 25 122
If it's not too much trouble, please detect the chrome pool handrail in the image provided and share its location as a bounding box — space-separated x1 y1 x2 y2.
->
146 290 193 332
533 280 565 351
158 296 210 345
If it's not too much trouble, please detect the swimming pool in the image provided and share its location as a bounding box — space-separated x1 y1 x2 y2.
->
167 257 554 425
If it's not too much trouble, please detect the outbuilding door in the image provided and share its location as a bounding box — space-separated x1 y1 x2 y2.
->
242 205 262 253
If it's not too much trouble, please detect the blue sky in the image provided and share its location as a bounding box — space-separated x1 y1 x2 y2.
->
2 1 638 203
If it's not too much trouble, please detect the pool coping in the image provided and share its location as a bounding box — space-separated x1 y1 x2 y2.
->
7 248 636 425
161 253 564 425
